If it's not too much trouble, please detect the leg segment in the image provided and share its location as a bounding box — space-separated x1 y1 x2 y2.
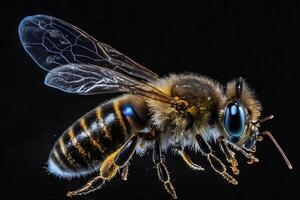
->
115 135 138 181
66 176 105 197
195 134 238 185
153 134 177 199
66 136 139 197
114 135 138 167
175 145 204 171
219 137 239 175
228 141 259 164
121 164 129 181
66 150 120 197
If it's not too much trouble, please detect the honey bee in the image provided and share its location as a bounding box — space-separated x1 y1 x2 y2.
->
19 15 292 199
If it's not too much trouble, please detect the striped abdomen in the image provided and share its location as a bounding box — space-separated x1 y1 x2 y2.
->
48 95 148 178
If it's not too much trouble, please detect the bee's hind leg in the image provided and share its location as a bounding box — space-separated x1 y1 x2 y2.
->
66 176 105 197
114 135 139 167
153 133 177 199
195 134 238 185
66 135 139 197
115 135 139 181
121 164 129 181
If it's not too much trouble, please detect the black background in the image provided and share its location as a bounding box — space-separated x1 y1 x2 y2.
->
2 1 299 199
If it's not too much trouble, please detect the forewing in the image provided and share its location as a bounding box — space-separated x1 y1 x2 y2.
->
18 14 159 82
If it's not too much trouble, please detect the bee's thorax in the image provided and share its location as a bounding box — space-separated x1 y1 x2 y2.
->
147 74 225 139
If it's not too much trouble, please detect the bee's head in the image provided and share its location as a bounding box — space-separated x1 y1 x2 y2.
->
220 77 262 150
221 78 292 169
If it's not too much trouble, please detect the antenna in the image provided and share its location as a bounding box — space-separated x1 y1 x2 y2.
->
235 77 244 98
262 131 293 170
254 115 274 127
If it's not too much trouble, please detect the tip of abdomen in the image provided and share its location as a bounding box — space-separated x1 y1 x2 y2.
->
47 153 97 179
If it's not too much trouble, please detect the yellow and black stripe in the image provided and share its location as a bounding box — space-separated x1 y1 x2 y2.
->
49 96 147 176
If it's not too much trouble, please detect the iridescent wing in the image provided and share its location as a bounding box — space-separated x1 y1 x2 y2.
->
18 14 159 82
45 64 173 104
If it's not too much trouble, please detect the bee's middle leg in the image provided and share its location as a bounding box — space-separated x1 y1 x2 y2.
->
175 145 204 171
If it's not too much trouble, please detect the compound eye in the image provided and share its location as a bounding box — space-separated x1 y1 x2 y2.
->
224 102 246 138
244 135 256 149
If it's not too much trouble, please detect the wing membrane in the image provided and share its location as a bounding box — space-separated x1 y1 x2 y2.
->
18 14 159 82
45 64 173 103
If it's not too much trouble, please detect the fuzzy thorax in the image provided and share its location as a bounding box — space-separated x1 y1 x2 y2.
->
146 73 224 146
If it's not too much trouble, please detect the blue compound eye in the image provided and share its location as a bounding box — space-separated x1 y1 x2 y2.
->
224 102 246 138
244 135 256 149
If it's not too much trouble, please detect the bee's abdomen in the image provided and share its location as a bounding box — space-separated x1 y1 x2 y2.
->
48 96 147 178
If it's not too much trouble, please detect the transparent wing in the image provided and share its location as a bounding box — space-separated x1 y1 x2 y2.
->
18 14 159 82
45 64 173 104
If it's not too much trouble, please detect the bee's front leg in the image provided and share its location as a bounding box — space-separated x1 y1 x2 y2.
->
153 131 177 199
195 134 238 185
228 141 259 164
218 137 240 175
